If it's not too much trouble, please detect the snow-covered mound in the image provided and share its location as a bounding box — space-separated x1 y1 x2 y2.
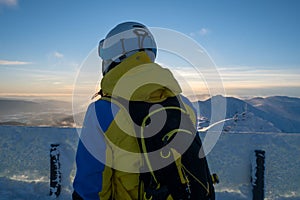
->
0 126 299 200
246 96 300 133
197 96 300 133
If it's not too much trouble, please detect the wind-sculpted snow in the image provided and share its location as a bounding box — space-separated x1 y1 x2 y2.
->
0 126 299 200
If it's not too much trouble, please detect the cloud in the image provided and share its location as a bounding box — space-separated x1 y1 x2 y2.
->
157 63 300 97
190 28 210 37
198 28 209 36
0 59 32 65
218 66 300 89
0 0 18 7
53 51 64 59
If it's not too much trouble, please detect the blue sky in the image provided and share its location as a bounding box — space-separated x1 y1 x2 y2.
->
0 0 300 100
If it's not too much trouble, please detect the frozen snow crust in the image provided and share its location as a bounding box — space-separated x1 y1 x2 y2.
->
0 126 299 200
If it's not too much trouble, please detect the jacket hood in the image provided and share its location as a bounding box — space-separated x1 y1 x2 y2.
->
101 51 182 102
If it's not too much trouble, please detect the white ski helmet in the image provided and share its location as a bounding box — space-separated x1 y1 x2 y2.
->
98 22 157 75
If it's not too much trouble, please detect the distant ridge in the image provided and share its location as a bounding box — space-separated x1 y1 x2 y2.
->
0 96 300 132
196 95 300 133
245 96 300 133
0 98 74 127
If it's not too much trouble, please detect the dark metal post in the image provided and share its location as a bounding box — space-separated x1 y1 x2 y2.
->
252 150 265 200
50 143 61 198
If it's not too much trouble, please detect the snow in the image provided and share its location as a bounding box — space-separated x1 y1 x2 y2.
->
197 96 300 133
0 126 77 200
0 126 299 200
206 132 300 200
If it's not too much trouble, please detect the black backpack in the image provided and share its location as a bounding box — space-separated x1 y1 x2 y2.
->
103 95 216 200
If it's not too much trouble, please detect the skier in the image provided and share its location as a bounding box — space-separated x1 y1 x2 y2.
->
72 21 215 200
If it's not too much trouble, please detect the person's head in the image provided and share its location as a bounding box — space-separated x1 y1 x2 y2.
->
98 22 157 75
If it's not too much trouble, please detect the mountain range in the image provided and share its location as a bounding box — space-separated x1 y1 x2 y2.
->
0 99 73 127
0 96 299 133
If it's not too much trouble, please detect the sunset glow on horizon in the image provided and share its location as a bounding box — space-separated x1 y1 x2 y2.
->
1 1 299 101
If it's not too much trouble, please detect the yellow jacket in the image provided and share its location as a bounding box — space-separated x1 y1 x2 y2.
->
73 52 196 200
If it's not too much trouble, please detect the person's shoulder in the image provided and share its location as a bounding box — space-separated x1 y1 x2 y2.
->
84 99 116 114
83 98 121 129
93 98 121 115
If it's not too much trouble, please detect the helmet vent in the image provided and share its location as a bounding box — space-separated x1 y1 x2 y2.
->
132 24 145 28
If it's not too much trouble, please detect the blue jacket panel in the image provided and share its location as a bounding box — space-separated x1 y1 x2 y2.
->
73 100 119 200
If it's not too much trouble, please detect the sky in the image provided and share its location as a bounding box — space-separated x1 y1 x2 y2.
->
0 0 300 101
